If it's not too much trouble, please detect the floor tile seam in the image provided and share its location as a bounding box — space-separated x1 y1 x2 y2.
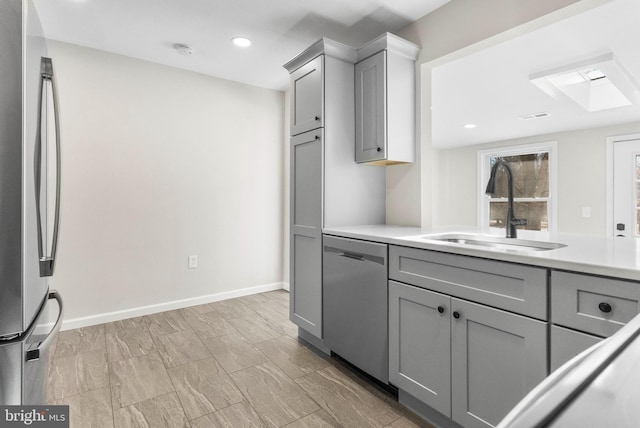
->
52 381 110 403
225 368 273 428
113 390 184 425
251 362 324 425
104 324 153 336
106 356 117 428
226 323 282 346
164 355 247 422
107 350 177 411
165 354 231 378
156 335 214 370
105 328 158 364
179 395 243 423
52 343 108 361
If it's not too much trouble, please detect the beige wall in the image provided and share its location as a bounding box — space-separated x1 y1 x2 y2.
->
390 0 614 227
50 41 286 328
437 122 640 236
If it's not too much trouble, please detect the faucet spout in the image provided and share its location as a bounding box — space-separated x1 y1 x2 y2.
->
485 160 524 238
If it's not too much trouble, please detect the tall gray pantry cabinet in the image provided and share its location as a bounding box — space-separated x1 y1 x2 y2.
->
284 39 385 341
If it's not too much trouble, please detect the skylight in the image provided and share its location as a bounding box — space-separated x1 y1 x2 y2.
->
530 53 640 112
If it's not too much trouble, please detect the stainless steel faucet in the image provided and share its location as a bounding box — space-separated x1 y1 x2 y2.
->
485 160 528 238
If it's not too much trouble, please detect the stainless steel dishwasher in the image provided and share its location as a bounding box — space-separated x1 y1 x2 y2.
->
323 235 388 384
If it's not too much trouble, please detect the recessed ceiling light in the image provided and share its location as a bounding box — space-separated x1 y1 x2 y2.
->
173 43 193 56
464 123 476 129
232 37 251 48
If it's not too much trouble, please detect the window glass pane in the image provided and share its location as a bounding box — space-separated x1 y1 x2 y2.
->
490 201 548 232
490 153 549 198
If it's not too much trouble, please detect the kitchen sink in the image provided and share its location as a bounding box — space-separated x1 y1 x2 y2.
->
421 233 566 252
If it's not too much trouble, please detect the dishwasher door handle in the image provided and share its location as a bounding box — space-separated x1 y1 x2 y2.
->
334 251 385 266
339 252 365 261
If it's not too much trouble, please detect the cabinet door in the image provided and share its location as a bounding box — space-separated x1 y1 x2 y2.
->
290 56 324 136
451 299 547 428
355 51 386 163
550 325 602 372
389 281 451 416
290 130 323 337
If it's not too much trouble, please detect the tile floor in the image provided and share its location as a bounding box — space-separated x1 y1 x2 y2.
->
47 290 432 428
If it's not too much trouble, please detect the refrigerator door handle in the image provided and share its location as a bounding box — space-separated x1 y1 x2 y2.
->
25 291 64 362
34 57 61 277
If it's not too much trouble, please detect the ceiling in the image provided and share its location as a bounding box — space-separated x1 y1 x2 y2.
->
432 0 640 149
32 0 449 91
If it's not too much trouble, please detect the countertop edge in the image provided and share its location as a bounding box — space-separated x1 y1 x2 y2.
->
322 225 640 282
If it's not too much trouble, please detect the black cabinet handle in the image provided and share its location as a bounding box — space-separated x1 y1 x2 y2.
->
453 311 461 319
598 302 612 313
314 135 320 140
437 306 445 314
376 147 382 152
315 116 320 121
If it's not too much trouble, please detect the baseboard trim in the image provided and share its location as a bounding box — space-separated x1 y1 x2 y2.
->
282 282 290 292
61 282 287 331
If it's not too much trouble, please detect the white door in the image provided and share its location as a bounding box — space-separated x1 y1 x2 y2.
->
613 138 640 237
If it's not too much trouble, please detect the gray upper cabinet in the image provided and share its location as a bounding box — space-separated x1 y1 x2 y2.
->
284 39 386 340
289 55 323 136
355 33 419 165
355 52 386 163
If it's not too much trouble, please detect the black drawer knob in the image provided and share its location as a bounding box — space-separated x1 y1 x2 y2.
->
598 302 612 313
453 311 461 319
315 116 320 121
376 147 382 152
437 306 445 314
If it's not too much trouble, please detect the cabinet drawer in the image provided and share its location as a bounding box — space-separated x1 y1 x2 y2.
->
550 325 602 372
551 271 640 337
389 246 548 319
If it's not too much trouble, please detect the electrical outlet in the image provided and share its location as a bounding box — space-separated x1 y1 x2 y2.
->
188 255 198 269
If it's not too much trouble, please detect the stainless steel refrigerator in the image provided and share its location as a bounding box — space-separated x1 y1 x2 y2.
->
0 0 64 405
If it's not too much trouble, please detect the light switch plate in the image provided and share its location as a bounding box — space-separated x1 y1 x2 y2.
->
188 255 198 269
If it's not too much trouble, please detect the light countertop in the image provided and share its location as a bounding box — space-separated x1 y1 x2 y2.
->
322 225 640 282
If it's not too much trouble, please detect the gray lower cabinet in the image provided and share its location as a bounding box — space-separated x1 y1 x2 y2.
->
550 325 602 372
551 270 640 337
548 270 640 371
389 280 548 428
389 281 451 416
289 129 323 337
450 298 547 428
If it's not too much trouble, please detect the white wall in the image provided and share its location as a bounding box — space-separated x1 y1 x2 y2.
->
392 0 609 227
436 122 640 236
49 41 285 329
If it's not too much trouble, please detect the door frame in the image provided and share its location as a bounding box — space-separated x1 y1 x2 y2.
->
605 133 640 237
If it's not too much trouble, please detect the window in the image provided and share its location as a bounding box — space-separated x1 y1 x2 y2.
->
478 142 557 236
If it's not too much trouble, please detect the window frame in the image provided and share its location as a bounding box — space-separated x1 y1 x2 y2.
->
477 141 558 237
